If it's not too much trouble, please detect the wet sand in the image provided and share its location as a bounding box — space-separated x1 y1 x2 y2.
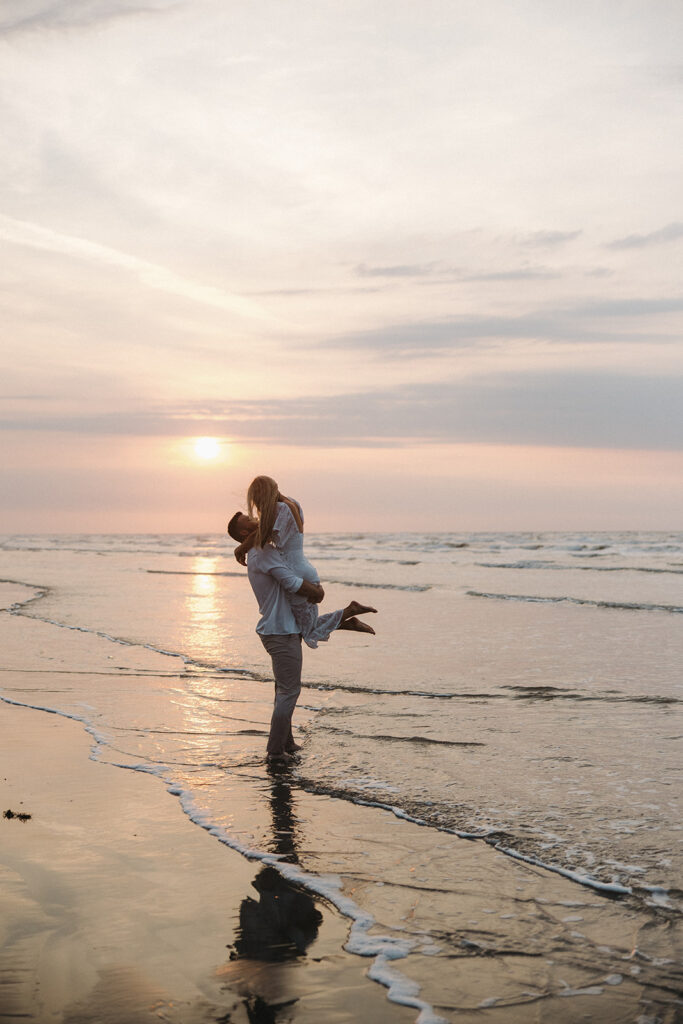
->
2 693 681 1023
0 701 414 1024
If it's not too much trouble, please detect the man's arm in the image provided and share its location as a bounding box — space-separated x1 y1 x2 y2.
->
256 548 325 604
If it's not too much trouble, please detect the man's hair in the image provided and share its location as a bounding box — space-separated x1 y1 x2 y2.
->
227 510 244 542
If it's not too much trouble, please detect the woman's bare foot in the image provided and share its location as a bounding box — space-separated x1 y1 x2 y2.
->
339 616 375 634
342 600 377 621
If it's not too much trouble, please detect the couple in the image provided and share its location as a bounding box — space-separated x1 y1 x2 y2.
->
227 476 376 764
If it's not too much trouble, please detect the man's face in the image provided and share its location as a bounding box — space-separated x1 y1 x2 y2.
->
236 513 256 541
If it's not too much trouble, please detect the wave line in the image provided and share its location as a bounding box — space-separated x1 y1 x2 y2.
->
467 590 683 613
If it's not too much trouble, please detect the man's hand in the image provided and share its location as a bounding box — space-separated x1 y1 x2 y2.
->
232 527 256 566
233 541 249 566
297 580 324 604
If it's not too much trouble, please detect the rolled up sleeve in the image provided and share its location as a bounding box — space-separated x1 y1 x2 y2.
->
258 548 303 593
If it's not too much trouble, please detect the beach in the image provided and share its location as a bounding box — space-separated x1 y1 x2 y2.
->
1 701 412 1024
1 532 681 1022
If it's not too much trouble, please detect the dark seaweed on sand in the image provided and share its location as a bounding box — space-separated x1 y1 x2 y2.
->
3 808 32 822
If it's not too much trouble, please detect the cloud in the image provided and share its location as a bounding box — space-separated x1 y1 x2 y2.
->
325 295 683 355
0 0 180 34
247 285 385 297
353 262 559 283
519 230 582 247
606 222 683 250
584 267 614 278
355 262 443 278
0 214 278 325
0 394 50 400
574 297 683 317
2 372 681 452
461 268 560 282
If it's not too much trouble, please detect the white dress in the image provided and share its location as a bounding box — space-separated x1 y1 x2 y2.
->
272 500 343 649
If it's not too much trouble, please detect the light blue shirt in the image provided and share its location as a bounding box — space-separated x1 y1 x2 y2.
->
247 545 303 635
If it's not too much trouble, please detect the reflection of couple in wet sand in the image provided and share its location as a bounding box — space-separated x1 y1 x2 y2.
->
218 766 323 1019
228 475 376 764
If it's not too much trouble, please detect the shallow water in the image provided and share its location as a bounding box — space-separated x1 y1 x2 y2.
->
1 532 682 1020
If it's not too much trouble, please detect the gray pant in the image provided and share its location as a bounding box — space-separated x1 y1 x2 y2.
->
259 633 302 756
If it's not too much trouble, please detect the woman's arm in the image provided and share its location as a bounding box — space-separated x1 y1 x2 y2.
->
277 494 304 533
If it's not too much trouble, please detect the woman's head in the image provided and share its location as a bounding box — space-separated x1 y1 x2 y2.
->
247 475 279 547
247 475 278 513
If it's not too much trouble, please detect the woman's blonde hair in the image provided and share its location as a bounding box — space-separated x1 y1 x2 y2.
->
247 475 279 548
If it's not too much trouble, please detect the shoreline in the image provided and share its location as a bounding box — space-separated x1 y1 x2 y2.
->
3 694 681 1023
0 699 416 1024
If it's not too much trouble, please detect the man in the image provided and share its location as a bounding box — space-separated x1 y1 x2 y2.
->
227 511 324 763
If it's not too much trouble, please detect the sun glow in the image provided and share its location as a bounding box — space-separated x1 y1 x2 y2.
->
193 436 221 460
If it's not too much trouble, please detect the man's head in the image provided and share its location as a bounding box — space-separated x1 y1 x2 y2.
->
227 510 255 543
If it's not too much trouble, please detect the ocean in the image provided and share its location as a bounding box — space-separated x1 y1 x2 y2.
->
1 531 681 1020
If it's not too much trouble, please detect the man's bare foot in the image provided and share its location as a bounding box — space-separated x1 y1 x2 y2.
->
345 600 377 617
340 616 375 634
266 752 296 769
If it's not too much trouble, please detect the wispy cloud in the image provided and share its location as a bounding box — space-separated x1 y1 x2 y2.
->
574 296 683 317
462 268 560 282
354 262 443 278
0 214 279 325
353 262 559 283
606 222 683 250
519 230 582 247
325 296 683 355
0 0 181 35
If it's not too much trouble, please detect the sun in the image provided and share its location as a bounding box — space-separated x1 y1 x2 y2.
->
193 436 221 460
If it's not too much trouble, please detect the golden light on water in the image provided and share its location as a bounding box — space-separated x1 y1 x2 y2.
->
193 436 221 460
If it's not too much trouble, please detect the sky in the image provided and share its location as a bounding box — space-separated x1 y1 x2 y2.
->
1 0 682 532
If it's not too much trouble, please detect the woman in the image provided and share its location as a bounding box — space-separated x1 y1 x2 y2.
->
234 476 376 647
